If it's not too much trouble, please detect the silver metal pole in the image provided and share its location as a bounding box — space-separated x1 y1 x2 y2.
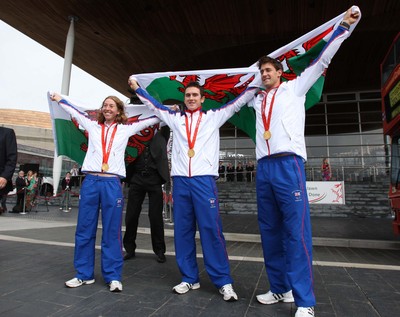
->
19 187 27 215
53 16 78 196
61 16 77 95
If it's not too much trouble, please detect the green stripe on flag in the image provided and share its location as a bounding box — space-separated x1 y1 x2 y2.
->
147 77 184 104
286 39 327 110
54 119 86 165
147 78 257 142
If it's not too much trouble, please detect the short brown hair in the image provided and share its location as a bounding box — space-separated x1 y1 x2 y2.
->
185 81 205 97
257 56 283 72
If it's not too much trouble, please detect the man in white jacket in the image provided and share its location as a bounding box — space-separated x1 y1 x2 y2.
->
128 78 259 301
249 7 360 317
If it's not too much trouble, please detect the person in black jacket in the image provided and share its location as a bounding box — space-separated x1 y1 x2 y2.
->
236 162 244 182
0 127 17 214
226 163 235 182
218 161 226 181
61 172 72 191
123 125 170 263
245 161 255 182
60 172 72 210
13 170 28 212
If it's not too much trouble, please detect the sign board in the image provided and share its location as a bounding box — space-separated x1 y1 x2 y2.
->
306 181 345 204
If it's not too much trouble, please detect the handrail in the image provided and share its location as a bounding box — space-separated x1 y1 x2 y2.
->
305 165 390 182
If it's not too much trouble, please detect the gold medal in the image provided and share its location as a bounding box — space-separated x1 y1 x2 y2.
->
101 123 117 173
188 148 195 158
263 130 271 140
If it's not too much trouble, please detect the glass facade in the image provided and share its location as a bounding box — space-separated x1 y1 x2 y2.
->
219 90 387 181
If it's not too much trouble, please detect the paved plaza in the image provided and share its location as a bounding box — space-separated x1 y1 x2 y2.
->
1 201 400 317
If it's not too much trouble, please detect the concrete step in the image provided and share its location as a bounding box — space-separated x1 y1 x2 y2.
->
217 181 391 217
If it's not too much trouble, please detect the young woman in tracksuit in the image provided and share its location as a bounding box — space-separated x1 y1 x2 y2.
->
249 7 360 317
128 78 259 301
50 93 159 292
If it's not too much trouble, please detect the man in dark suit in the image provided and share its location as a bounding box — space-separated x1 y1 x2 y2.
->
0 127 17 214
123 126 170 263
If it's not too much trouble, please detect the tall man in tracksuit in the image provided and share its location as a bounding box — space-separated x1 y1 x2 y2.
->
128 77 259 301
249 7 361 317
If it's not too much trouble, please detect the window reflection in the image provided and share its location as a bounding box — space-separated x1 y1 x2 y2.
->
219 90 385 176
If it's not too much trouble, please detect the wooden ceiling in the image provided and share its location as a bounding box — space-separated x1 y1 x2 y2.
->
1 0 399 97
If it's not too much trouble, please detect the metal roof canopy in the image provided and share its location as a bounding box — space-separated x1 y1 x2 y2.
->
1 0 399 97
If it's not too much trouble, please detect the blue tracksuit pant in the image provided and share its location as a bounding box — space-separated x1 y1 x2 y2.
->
74 174 124 283
172 176 233 288
256 154 315 307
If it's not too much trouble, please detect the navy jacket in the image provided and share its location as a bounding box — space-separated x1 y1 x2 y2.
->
0 127 17 195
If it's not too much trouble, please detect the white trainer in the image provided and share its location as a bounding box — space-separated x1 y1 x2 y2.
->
295 307 315 317
172 282 200 294
256 290 294 304
109 280 123 292
219 283 238 301
65 277 95 288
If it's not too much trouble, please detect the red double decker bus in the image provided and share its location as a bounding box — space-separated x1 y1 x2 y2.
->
381 32 400 235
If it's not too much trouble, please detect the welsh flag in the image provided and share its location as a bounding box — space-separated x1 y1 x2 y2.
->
48 7 360 193
47 92 159 167
132 6 360 142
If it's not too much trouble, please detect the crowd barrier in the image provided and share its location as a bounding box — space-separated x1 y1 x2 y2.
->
7 185 80 214
6 183 175 224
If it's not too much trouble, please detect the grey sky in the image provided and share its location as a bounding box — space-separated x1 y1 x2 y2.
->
0 20 127 113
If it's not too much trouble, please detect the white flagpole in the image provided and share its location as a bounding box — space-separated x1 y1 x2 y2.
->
53 16 77 195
